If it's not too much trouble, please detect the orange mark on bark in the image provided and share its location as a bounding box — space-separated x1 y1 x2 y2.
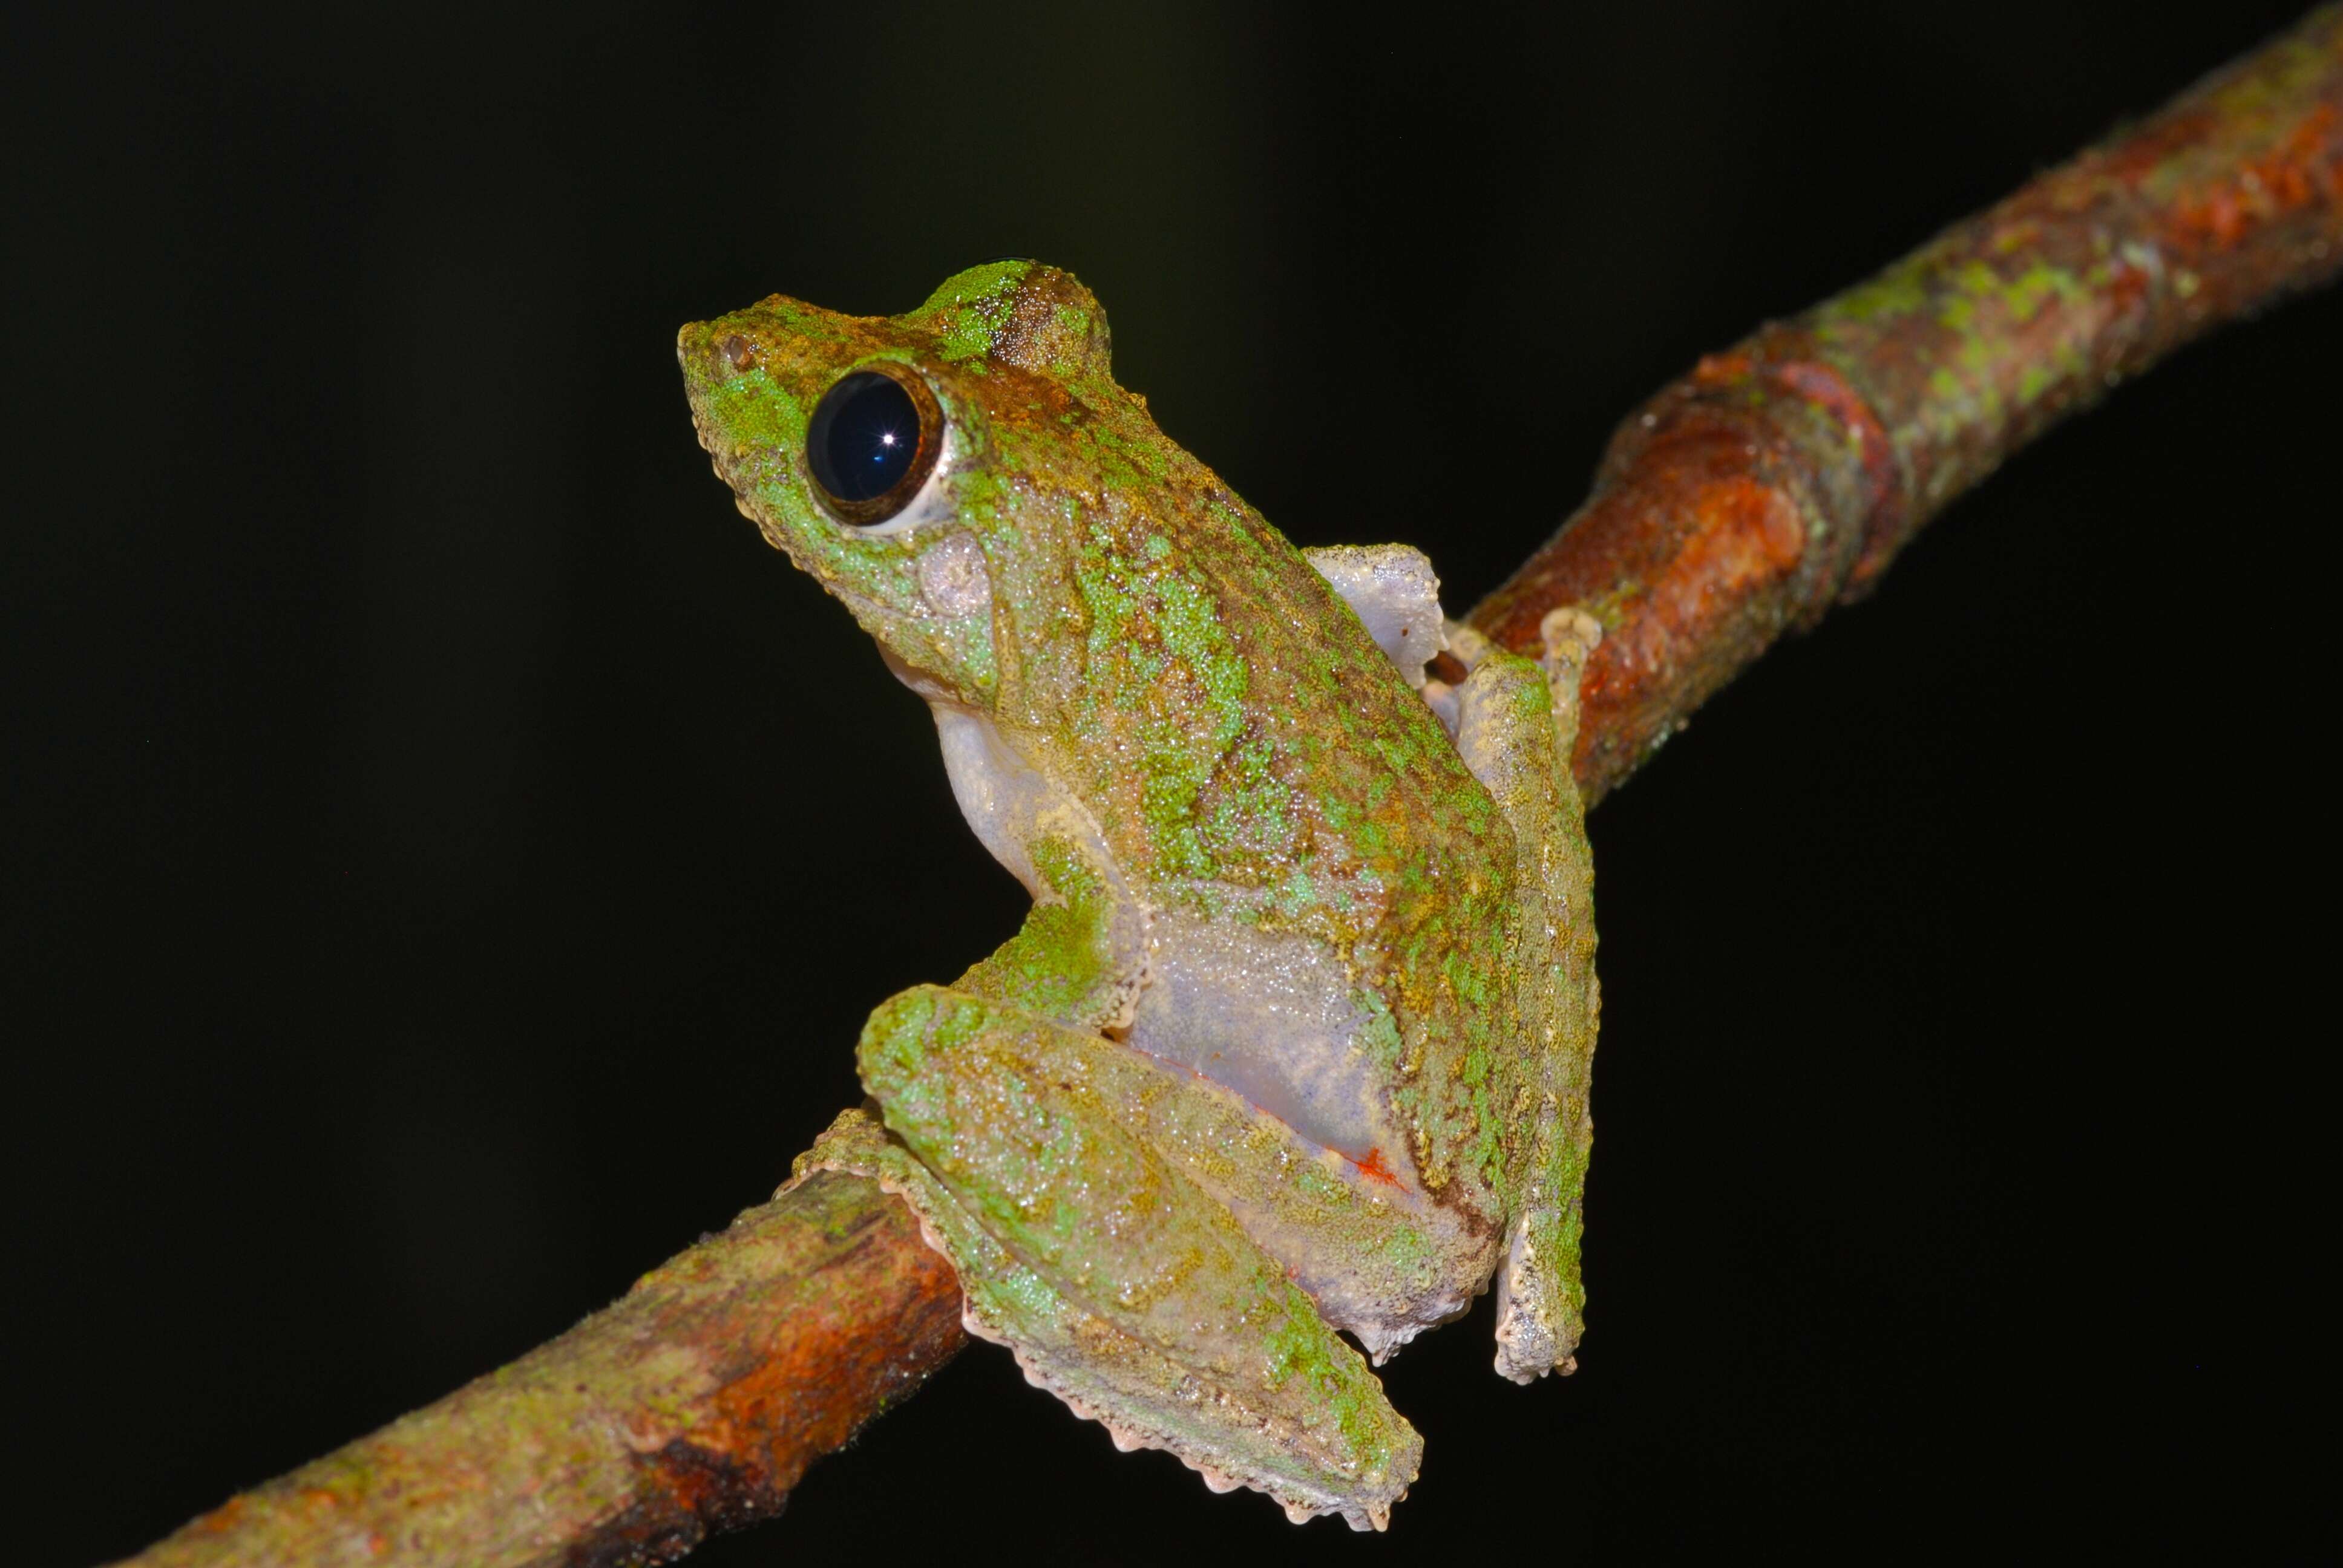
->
1352 1148 1406 1189
1675 475 1807 589
1691 349 1753 385
578 1187 971 1563
690 1218 965 1485
2169 104 2343 250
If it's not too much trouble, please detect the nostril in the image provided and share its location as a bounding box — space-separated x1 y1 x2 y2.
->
718 333 756 371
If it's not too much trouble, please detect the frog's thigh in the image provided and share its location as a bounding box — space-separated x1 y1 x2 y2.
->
1050 991 1487 1365
811 982 1423 1530
1450 642 1601 1382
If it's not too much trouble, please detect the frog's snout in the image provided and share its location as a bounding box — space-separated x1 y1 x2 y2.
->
677 314 747 372
674 321 738 457
675 319 711 403
675 320 724 387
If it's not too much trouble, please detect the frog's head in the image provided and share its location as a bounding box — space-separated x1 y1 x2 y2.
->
678 260 1132 714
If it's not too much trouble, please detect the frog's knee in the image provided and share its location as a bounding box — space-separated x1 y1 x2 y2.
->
1449 650 1555 792
856 983 991 1103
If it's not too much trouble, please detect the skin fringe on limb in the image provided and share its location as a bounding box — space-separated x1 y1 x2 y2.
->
117 8 2343 1564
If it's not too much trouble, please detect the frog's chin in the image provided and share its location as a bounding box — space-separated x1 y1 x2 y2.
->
876 642 962 705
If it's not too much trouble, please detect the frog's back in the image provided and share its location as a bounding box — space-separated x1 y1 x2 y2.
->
999 451 1522 1211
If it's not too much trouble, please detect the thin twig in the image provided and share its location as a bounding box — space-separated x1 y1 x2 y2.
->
119 8 2343 1565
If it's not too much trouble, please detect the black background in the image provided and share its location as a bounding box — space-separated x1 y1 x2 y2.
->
6 3 2323 1561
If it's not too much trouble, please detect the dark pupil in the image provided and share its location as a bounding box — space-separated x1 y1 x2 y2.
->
807 372 922 502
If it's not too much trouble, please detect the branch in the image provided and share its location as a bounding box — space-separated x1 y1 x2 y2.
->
120 9 2343 1566
1472 4 2343 801
123 1172 965 1568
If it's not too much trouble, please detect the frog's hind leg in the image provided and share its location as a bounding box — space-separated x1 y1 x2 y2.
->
793 983 1422 1530
1446 610 1603 1382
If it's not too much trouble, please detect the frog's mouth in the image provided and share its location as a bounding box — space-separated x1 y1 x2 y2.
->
878 644 957 705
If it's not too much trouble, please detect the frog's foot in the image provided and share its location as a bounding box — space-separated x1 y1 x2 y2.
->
791 985 1423 1530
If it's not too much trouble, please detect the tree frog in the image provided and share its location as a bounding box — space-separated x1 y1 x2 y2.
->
677 262 1600 1530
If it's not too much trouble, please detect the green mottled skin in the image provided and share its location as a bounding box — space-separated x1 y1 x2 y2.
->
680 263 1599 1529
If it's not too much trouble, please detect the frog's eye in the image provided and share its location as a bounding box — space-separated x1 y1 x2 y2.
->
804 363 944 528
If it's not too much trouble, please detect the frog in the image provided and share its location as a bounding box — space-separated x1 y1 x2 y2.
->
677 261 1601 1530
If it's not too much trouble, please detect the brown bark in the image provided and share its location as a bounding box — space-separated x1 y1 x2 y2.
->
118 8 2343 1566
120 1173 965 1568
1470 5 2343 802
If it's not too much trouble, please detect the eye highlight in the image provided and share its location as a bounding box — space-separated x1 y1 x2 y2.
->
804 363 943 527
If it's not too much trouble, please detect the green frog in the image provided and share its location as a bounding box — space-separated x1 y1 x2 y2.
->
677 261 1600 1530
